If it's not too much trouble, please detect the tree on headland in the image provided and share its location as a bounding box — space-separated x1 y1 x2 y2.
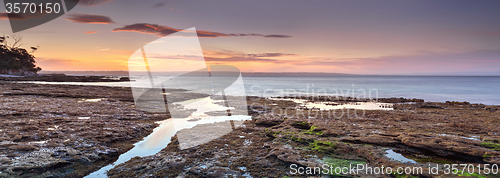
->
0 35 42 76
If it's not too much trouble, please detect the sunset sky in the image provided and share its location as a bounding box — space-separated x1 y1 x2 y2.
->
1 0 500 74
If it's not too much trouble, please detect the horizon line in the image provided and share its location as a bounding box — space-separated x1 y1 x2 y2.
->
38 70 500 77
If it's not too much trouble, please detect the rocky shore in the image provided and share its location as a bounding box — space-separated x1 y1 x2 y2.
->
0 81 204 177
1 80 500 177
0 74 130 83
108 96 500 178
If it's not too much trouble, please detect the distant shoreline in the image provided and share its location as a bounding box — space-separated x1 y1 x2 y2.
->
0 74 130 82
5 74 500 105
38 71 500 77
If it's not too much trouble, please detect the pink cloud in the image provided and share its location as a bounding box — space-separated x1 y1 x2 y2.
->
65 13 115 24
112 23 292 38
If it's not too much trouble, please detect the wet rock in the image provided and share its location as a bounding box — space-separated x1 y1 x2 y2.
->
7 144 36 151
419 104 444 109
6 150 69 173
102 93 500 177
290 120 311 130
266 146 319 167
398 134 488 160
485 106 500 112
342 135 400 146
253 115 284 127
248 105 271 115
445 101 470 105
192 166 241 177
253 157 273 166
0 75 130 82
0 82 164 177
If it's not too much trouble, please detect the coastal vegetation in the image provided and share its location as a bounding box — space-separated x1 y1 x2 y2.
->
0 35 41 76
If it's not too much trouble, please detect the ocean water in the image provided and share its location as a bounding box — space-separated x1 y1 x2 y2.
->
24 76 500 105
242 76 500 105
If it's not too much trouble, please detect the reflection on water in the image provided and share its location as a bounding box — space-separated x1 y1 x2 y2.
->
436 133 481 141
269 98 394 110
304 101 393 110
385 149 417 164
79 98 104 102
85 97 251 178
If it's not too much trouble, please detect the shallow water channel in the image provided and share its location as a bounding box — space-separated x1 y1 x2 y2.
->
86 97 251 177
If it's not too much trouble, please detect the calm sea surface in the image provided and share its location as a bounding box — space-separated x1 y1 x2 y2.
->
25 76 500 105
242 76 500 105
